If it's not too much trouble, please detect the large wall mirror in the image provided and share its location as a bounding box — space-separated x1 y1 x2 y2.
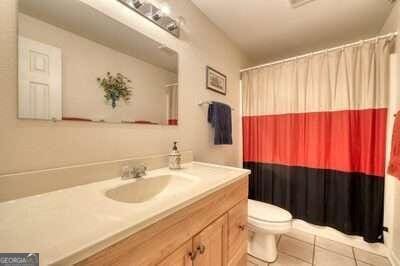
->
17 0 179 125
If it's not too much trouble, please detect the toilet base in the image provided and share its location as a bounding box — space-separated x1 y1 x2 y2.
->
248 232 277 263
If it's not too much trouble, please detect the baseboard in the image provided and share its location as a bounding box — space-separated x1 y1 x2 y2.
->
389 250 400 266
292 219 388 257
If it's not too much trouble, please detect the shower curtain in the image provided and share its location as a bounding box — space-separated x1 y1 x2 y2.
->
166 84 178 125
242 39 391 243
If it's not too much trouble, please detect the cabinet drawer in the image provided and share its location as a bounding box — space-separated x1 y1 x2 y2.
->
228 199 247 263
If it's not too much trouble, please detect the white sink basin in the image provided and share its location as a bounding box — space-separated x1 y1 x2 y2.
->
105 174 196 203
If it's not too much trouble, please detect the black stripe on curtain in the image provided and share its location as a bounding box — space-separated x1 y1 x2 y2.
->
243 161 385 243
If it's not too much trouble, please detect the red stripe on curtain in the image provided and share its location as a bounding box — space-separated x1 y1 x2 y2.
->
243 108 387 177
168 119 178 125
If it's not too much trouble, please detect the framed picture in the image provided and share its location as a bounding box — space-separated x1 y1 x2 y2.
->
206 66 227 95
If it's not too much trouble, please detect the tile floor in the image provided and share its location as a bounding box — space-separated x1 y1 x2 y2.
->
248 229 391 266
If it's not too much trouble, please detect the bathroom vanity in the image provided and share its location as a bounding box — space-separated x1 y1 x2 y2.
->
0 162 250 265
78 169 248 266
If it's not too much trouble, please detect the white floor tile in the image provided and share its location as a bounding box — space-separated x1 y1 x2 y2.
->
249 229 391 266
314 247 356 266
285 229 315 244
357 262 371 266
247 254 268 266
247 260 261 266
354 248 391 266
270 253 311 266
315 236 354 258
278 235 314 263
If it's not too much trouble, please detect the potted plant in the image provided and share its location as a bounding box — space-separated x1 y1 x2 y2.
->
97 72 133 108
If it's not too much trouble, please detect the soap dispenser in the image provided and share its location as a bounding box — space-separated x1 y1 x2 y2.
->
168 141 181 169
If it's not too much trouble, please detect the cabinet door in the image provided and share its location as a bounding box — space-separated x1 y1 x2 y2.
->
193 214 228 266
158 240 193 266
227 199 248 266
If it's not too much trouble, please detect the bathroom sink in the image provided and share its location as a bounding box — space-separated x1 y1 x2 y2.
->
105 174 196 203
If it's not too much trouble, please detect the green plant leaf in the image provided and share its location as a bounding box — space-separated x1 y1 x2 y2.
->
97 72 134 108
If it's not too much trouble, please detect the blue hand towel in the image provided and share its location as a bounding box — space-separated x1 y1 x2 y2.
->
207 101 233 145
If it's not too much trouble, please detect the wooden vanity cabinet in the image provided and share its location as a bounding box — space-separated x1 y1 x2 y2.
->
192 214 228 266
158 240 193 266
227 200 248 266
76 177 248 266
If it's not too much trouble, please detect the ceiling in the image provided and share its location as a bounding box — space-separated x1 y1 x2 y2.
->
191 0 395 64
19 0 178 73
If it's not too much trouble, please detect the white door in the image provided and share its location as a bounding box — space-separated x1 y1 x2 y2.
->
18 36 62 120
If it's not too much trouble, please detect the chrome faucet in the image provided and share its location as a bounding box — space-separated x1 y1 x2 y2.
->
131 164 147 178
121 164 147 180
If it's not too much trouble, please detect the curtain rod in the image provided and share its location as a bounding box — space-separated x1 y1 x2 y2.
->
165 82 178 87
240 32 398 73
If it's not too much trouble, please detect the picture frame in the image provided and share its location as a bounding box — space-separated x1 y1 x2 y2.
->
206 66 227 95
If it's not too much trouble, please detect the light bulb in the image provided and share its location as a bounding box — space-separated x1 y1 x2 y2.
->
159 2 171 16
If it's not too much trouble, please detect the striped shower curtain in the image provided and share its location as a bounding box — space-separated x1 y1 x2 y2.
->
242 39 391 243
167 84 178 125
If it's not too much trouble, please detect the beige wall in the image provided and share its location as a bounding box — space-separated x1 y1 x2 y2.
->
380 2 400 52
380 3 400 264
385 55 400 265
393 164 400 263
19 13 177 124
0 0 250 174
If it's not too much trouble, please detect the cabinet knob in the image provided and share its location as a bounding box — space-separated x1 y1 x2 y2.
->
188 250 197 261
197 244 206 254
238 224 246 231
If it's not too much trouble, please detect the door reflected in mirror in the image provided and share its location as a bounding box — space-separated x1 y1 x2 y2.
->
17 0 178 126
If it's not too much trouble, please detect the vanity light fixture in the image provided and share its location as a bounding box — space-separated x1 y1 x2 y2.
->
159 2 171 16
153 3 171 21
118 0 180 37
152 11 162 21
143 8 153 18
126 0 144 9
134 0 143 8
166 22 178 32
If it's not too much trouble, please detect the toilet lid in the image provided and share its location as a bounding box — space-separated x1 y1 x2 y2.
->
248 199 292 223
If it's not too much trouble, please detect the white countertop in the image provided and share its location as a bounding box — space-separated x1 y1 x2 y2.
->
0 162 250 265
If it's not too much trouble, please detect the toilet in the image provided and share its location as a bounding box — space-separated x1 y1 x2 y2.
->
247 199 293 263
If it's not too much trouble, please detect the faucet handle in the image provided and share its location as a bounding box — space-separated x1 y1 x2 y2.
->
138 164 147 175
140 164 147 171
121 165 131 179
132 164 147 178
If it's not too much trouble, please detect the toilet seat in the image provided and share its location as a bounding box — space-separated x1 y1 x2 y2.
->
248 199 292 223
